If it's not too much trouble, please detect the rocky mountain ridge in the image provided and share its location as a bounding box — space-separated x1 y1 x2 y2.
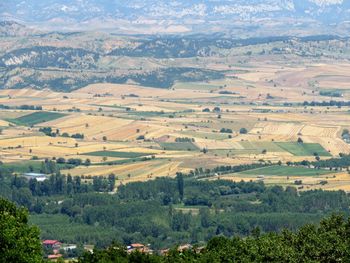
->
1 1 350 34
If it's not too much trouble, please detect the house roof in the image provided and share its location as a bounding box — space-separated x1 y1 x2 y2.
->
43 240 60 245
131 243 144 248
48 254 62 259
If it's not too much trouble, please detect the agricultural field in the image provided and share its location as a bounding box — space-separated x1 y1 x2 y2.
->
83 151 151 158
159 142 199 151
239 165 332 176
7 111 66 126
1 34 350 192
275 142 331 157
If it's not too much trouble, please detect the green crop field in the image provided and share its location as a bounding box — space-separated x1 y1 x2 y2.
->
8 111 66 126
1 160 43 173
276 142 331 156
130 111 167 117
240 141 285 152
84 151 151 158
181 131 229 140
239 165 333 176
211 149 262 155
212 142 330 157
159 142 199 151
1 160 72 173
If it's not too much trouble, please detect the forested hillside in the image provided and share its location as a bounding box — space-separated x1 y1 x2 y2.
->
2 196 350 262
79 214 350 262
0 159 349 250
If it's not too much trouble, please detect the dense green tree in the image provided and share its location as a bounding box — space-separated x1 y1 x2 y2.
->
239 127 248 134
0 198 42 262
176 173 184 201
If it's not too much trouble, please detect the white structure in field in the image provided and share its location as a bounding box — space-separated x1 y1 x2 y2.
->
23 173 48 182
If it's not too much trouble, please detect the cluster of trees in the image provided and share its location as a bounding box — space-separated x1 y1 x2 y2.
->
38 159 60 174
0 104 42 110
175 137 195 143
39 127 84 139
202 107 221 113
220 128 233 134
8 174 91 212
188 163 273 178
302 100 350 107
92 174 116 192
56 157 90 166
319 90 343 98
71 133 85 139
1 168 114 213
39 127 59 137
239 128 248 134
291 154 350 170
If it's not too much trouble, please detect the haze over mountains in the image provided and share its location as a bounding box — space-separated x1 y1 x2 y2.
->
1 0 350 35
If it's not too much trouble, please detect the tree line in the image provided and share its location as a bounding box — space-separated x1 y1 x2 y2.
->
2 195 350 263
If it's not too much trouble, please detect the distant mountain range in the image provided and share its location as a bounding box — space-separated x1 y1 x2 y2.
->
1 1 350 35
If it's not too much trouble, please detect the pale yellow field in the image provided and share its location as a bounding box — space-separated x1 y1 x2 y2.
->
251 122 303 136
300 125 339 138
62 160 183 183
40 114 133 140
0 136 75 148
195 139 243 150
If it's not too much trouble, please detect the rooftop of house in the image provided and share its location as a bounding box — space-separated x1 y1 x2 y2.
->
130 243 145 248
43 240 61 245
48 254 62 259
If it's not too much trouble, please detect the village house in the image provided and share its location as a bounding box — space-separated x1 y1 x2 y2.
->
127 243 152 254
42 240 61 250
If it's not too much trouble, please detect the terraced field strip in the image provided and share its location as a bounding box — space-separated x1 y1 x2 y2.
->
239 165 333 176
181 131 229 140
7 111 66 126
211 149 261 155
83 150 151 158
276 142 331 156
173 82 219 90
159 142 199 151
239 141 286 152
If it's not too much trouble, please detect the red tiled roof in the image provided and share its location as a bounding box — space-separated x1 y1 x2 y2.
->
43 240 60 245
131 243 144 248
48 254 62 259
